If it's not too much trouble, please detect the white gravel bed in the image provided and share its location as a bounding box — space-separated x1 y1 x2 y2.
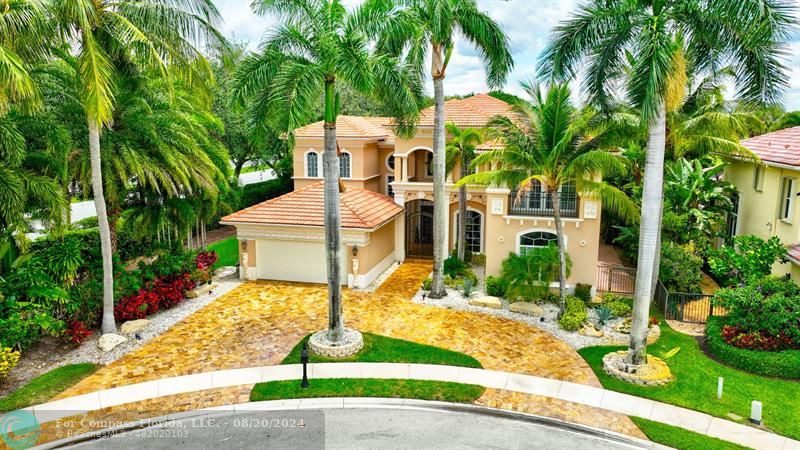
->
412 286 633 350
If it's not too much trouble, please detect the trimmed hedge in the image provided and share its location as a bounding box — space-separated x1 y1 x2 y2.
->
239 178 292 209
706 316 800 379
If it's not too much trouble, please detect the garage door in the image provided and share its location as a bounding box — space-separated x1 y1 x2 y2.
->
255 240 347 284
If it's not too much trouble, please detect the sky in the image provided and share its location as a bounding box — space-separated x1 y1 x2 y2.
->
212 0 800 110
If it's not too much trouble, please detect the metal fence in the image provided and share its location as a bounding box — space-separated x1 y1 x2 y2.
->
653 280 724 323
596 263 636 294
508 191 579 218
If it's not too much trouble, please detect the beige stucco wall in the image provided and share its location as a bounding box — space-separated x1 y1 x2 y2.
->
358 220 396 275
726 161 800 280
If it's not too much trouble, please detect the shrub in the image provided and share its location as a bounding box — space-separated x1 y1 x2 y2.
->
574 283 592 303
65 321 93 345
706 316 800 379
712 277 800 347
115 289 160 321
443 255 467 278
709 235 788 286
421 278 432 291
239 178 292 209
559 296 588 331
0 347 20 379
485 276 507 298
195 251 218 271
606 300 632 318
501 247 571 301
37 236 84 286
659 242 703 292
471 253 486 266
601 292 631 304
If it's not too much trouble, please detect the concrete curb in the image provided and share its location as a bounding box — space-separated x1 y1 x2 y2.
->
11 363 799 450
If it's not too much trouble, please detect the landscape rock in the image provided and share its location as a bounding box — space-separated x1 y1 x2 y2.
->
186 283 216 299
214 266 238 279
120 319 149 334
468 296 502 309
509 302 545 316
579 324 604 337
98 334 128 352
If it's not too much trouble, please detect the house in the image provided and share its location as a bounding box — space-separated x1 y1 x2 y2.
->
221 94 603 290
725 126 800 281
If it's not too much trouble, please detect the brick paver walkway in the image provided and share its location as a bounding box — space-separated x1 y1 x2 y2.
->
45 260 644 441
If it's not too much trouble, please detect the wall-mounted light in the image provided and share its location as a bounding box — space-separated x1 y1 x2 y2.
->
352 246 358 256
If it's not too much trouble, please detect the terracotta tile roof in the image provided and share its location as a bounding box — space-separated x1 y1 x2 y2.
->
220 182 403 230
788 243 800 262
477 139 504 150
294 116 393 139
417 93 516 128
740 127 800 166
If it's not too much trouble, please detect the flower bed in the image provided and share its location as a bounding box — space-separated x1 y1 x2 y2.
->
706 316 800 379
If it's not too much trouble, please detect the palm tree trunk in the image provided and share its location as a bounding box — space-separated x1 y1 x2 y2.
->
429 55 448 298
457 184 467 260
88 119 116 335
551 189 568 314
323 79 344 342
627 103 667 366
650 196 664 296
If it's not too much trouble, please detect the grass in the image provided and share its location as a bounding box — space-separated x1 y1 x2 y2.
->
207 236 238 269
631 418 750 450
250 378 484 403
281 333 482 368
0 363 98 412
578 320 800 440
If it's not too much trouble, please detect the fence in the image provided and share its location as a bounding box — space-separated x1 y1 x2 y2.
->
596 263 636 295
653 280 724 323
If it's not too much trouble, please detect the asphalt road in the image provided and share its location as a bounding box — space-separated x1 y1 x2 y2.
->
63 407 659 450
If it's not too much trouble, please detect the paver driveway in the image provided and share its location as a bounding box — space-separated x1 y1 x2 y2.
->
46 260 644 441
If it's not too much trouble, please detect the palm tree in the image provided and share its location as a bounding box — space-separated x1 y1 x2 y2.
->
539 0 793 364
49 0 225 334
460 83 637 313
0 0 52 113
378 0 514 298
232 0 421 343
445 124 483 260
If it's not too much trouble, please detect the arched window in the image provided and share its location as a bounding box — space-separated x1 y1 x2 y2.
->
455 210 483 253
306 152 318 177
339 153 351 178
518 231 558 255
386 154 395 172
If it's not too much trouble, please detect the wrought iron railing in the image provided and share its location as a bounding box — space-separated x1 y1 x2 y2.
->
508 190 579 218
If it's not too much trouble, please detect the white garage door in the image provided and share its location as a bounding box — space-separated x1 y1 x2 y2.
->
255 240 347 284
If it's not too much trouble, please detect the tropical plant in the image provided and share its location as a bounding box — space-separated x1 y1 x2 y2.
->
500 247 571 302
378 0 514 298
49 0 225 334
540 0 793 365
559 296 588 331
594 306 613 327
445 124 483 261
709 235 788 287
485 275 506 298
460 82 637 314
659 242 703 293
232 0 421 343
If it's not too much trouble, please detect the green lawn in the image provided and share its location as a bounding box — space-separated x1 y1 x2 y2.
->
207 236 238 269
632 418 750 450
579 321 800 440
250 378 484 403
0 363 98 412
281 333 482 368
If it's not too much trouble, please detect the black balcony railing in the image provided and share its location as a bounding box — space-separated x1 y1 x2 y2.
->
508 190 579 218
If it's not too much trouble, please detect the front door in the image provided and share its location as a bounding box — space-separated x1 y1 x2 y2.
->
406 199 434 258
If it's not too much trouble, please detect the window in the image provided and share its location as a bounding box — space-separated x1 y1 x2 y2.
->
306 152 318 177
387 175 395 197
460 155 475 178
725 192 740 244
455 210 483 253
518 231 559 255
386 155 395 172
425 152 433 176
753 166 764 192
780 177 794 222
339 153 351 178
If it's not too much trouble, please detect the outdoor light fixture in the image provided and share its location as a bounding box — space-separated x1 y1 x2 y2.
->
352 246 358 256
300 343 310 389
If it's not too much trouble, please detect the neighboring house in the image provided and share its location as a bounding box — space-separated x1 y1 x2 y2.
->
221 94 603 289
725 126 800 281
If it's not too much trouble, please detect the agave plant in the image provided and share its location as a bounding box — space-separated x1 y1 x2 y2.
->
594 306 613 328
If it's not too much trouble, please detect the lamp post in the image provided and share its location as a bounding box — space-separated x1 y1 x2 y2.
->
300 343 310 389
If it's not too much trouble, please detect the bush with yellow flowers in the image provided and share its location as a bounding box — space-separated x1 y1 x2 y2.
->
0 347 21 379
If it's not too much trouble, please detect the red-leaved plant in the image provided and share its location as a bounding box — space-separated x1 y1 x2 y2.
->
66 321 93 345
195 251 218 271
721 325 796 351
115 274 197 321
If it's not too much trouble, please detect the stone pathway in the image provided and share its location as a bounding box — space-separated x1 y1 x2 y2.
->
45 260 641 441
25 363 798 450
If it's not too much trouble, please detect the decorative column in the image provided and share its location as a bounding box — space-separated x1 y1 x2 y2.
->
401 156 409 182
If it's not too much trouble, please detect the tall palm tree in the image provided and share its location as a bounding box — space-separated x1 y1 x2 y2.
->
232 0 421 343
445 123 483 260
378 0 513 298
49 0 225 334
539 0 793 364
460 82 637 313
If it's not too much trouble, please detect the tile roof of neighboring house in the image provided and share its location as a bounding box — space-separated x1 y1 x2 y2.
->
417 93 516 128
220 182 403 230
292 94 516 139
787 243 800 263
477 139 504 150
740 126 800 166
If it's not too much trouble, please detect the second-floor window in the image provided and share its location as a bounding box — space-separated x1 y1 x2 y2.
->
306 152 318 177
340 153 351 178
426 152 433 176
780 177 794 222
753 165 764 192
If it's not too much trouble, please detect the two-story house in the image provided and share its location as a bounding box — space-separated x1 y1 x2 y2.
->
725 126 800 281
221 94 603 290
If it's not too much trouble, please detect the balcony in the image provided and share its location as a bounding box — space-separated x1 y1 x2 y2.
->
508 190 579 218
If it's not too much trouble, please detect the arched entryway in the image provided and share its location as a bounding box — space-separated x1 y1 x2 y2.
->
406 199 434 258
